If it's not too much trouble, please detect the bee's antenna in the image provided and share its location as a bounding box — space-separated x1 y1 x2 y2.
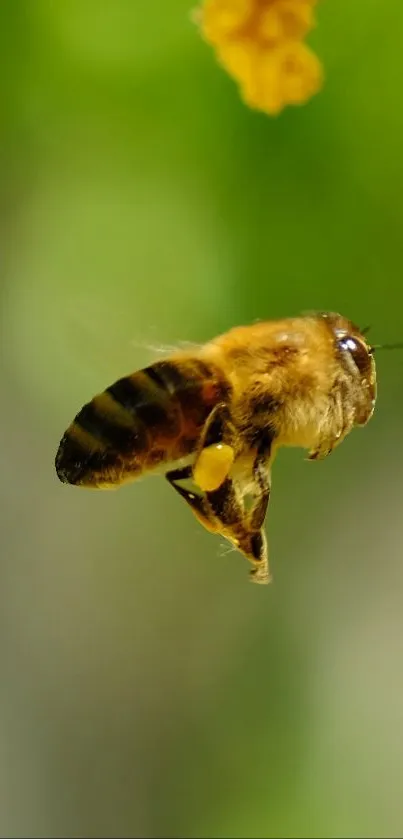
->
370 343 403 353
361 325 371 335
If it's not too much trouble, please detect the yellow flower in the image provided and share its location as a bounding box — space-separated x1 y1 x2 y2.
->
201 0 254 45
259 1 316 42
196 0 323 115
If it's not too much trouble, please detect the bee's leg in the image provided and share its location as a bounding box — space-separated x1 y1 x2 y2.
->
167 460 272 585
196 402 233 450
308 394 351 460
165 466 218 535
308 445 332 461
192 403 236 493
206 477 271 585
233 526 270 585
248 434 272 531
244 529 270 586
308 434 346 461
240 433 273 584
166 466 258 583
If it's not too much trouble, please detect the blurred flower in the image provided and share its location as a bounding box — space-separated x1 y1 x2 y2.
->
195 0 323 115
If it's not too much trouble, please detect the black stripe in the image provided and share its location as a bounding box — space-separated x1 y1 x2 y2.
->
192 359 216 380
144 362 191 395
75 401 138 451
136 401 172 431
106 376 150 411
147 359 217 391
55 435 114 485
107 374 179 437
147 359 231 434
143 365 168 391
146 361 207 422
146 359 231 412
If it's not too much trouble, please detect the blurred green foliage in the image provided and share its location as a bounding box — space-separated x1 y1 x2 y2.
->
2 1 403 836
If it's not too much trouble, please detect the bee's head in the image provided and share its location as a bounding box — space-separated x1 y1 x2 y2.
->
319 312 377 426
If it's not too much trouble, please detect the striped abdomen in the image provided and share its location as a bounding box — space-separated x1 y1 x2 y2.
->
55 357 230 488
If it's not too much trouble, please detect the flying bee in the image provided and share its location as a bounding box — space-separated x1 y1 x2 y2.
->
55 311 401 585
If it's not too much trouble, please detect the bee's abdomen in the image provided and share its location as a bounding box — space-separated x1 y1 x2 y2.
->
55 358 229 488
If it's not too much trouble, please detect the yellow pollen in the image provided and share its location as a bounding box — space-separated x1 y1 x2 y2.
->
193 442 235 492
196 0 323 115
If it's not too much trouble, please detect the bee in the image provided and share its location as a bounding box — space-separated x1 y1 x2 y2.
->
55 311 397 585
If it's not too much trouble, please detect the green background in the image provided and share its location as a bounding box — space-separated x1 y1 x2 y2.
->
2 1 403 836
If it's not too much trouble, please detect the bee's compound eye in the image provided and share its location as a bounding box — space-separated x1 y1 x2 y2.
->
339 336 371 376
